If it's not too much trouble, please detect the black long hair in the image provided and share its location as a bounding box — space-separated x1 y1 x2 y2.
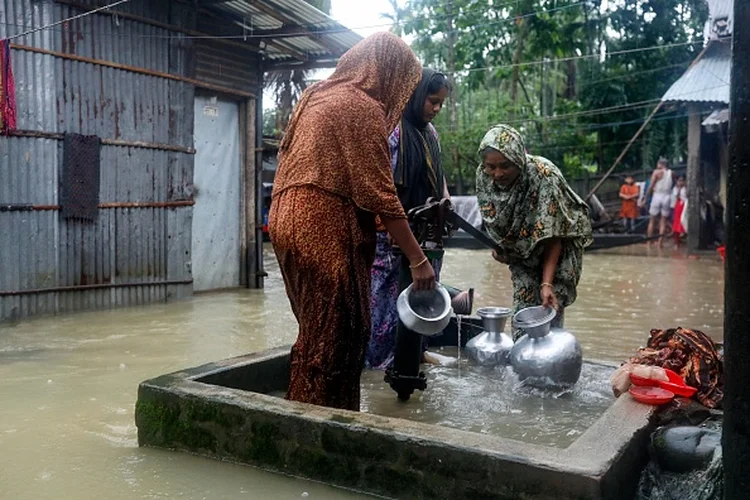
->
393 69 451 212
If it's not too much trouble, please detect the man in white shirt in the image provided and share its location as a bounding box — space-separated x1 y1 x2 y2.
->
641 158 673 247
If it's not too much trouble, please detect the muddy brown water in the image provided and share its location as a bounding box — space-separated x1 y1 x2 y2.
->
0 244 723 499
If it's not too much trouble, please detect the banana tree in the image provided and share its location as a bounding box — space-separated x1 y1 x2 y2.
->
266 0 332 134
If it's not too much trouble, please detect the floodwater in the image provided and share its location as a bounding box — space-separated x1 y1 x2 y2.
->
438 245 725 360
0 244 724 499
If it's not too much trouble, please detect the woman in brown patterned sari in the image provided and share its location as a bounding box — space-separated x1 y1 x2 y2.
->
269 32 435 411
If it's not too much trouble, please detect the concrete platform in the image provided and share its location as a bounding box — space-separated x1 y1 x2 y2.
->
136 346 656 499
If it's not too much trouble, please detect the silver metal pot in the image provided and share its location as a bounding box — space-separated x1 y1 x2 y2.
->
396 283 453 336
509 306 583 389
465 307 514 367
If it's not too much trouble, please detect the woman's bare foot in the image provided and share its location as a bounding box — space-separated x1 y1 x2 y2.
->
423 351 457 366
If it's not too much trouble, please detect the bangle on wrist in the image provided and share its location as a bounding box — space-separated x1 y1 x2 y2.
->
409 256 429 269
541 282 554 289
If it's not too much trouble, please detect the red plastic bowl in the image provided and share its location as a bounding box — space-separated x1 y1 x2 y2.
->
629 386 675 405
630 373 659 387
657 369 698 398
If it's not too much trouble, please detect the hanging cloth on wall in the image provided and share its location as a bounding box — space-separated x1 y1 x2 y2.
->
0 39 18 133
61 133 101 222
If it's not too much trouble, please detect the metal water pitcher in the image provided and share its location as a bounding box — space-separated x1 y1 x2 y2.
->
509 306 583 389
465 307 514 367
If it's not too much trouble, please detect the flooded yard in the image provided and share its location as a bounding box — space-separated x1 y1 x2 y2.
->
0 245 724 499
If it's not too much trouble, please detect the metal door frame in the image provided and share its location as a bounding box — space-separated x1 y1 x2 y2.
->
193 88 262 290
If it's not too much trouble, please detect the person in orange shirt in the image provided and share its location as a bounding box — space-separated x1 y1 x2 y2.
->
619 175 640 232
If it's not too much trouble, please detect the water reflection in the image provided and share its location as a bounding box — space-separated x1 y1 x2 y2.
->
0 258 361 500
438 247 724 361
0 244 724 499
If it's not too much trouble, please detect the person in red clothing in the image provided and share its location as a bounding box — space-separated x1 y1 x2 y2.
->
619 175 640 232
671 176 687 245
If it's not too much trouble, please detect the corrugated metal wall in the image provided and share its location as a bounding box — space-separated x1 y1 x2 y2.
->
0 0 199 321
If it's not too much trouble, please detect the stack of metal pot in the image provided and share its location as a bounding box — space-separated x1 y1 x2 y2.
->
509 306 583 389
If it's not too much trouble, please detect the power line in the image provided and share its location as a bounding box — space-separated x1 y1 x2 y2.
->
576 61 691 89
455 113 692 161
438 80 728 135
1 17 702 77
5 0 130 41
0 0 703 78
0 0 585 42
0 0 506 40
461 40 704 74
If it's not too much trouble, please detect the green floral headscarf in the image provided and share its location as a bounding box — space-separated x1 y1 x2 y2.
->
476 124 593 259
476 124 593 312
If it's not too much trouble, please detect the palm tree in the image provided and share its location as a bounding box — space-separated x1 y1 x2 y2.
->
266 0 332 135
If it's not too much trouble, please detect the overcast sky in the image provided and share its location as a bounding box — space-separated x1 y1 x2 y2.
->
330 0 398 37
263 0 401 109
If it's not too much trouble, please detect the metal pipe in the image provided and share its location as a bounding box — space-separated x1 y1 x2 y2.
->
0 279 193 297
0 201 194 212
386 254 428 401
8 129 196 154
10 44 255 99
52 0 262 53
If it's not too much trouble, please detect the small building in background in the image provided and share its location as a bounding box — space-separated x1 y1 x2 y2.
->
0 0 360 322
661 0 732 250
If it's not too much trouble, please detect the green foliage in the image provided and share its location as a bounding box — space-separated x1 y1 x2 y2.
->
390 0 707 191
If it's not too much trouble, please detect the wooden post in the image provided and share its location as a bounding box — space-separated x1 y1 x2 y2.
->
723 0 750 496
244 98 258 289
686 104 702 251
254 93 265 289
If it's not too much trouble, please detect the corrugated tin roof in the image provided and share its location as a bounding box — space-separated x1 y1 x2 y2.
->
705 0 733 39
208 0 362 66
661 41 731 104
702 108 729 131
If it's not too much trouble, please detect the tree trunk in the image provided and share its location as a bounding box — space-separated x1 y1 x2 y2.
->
565 59 577 99
510 17 527 115
446 2 462 195
724 0 750 496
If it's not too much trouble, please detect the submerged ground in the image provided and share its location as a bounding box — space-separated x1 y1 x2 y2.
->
0 245 724 499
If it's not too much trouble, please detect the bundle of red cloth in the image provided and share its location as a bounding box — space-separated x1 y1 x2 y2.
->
629 327 723 409
0 39 17 133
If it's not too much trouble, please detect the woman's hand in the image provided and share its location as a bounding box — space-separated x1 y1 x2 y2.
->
379 216 435 290
541 238 562 310
492 249 509 264
410 259 436 291
540 284 559 310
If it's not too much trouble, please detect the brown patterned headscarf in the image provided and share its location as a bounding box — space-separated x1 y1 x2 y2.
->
274 32 422 219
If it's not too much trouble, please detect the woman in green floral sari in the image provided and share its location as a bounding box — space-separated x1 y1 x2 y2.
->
475 124 593 336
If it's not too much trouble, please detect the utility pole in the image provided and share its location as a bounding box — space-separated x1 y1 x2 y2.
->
722 0 750 497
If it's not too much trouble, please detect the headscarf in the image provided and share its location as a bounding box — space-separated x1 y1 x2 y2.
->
273 32 422 218
393 69 447 212
475 124 593 261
